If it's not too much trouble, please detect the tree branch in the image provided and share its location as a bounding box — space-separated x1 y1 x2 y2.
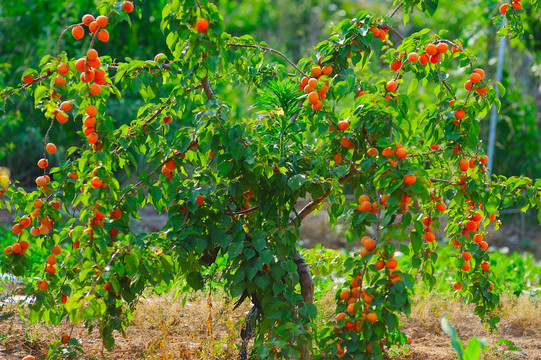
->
227 43 309 78
381 23 405 41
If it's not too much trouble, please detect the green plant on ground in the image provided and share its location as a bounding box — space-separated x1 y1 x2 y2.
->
441 317 486 360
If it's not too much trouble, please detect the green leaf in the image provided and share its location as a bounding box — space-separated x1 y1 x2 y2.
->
463 337 485 360
186 271 204 290
441 317 463 358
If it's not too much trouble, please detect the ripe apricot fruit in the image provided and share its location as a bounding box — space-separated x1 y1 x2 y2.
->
196 194 204 206
122 1 134 12
22 74 34 84
97 29 109 42
89 21 99 33
500 3 509 14
458 159 469 172
196 18 209 33
364 237 376 251
367 147 378 156
72 25 84 39
86 105 97 117
60 101 72 111
385 258 398 269
455 108 465 120
390 60 401 71
470 72 482 83
419 53 429 65
37 158 48 169
453 282 462 290
337 120 349 131
396 148 407 159
82 14 94 25
90 176 102 188
340 289 350 301
57 63 69 75
96 15 108 28
382 147 394 158
311 67 323 77
87 49 98 61
407 52 418 62
367 312 378 323
403 174 416 185
385 80 398 92
436 42 448 53
322 65 332 75
333 153 342 164
425 43 437 56
51 244 61 255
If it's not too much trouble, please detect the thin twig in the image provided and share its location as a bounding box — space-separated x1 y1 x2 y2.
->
381 24 405 41
227 43 309 78
389 3 403 18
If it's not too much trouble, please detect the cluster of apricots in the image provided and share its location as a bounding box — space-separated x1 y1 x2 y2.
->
334 239 406 355
346 23 388 60
356 194 389 215
423 193 496 291
5 196 64 291
72 13 110 42
386 42 455 92
499 0 523 14
463 68 488 95
299 65 333 111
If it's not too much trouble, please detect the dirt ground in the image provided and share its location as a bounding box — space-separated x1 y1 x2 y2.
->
1 290 541 360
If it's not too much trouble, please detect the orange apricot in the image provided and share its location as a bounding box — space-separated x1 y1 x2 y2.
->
455 108 466 120
403 174 416 185
96 15 108 28
390 60 401 71
436 42 448 53
396 148 407 159
87 49 98 61
57 63 69 75
425 43 438 56
337 121 349 131
97 29 109 42
385 80 398 92
385 258 398 269
37 158 49 169
407 52 418 62
72 25 84 40
196 18 209 33
122 1 134 13
364 238 376 251
82 14 94 25
470 72 482 83
367 147 378 156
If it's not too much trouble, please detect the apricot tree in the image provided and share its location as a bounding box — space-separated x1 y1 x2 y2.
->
1 0 540 359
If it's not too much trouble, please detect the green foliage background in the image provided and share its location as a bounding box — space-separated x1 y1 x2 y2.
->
1 0 539 184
